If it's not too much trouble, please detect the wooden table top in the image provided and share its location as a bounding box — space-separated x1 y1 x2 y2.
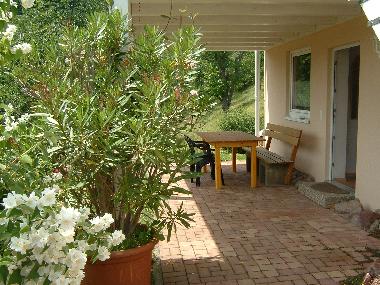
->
196 131 264 144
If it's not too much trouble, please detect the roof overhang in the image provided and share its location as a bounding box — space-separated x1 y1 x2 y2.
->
129 0 362 51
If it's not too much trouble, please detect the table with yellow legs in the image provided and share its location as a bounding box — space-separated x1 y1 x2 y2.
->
196 131 265 189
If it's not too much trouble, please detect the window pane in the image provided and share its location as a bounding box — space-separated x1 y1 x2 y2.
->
292 53 311 111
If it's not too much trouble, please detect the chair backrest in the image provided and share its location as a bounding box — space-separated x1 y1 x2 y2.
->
184 135 196 155
263 123 302 161
184 135 212 156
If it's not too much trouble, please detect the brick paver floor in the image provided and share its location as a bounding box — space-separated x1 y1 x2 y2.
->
159 162 380 285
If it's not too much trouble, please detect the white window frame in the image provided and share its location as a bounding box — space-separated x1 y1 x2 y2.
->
287 48 311 124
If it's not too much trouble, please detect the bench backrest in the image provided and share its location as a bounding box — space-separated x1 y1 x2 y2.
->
263 123 302 162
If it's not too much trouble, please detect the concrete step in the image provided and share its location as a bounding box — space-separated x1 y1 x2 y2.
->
297 181 355 208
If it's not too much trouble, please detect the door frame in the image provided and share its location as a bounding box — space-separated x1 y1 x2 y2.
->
328 42 360 181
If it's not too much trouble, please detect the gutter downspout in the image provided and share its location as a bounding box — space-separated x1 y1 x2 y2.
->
255 50 261 136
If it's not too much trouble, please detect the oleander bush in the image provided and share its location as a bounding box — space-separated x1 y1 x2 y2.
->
1 8 207 252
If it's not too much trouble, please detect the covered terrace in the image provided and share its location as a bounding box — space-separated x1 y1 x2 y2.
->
113 1 380 284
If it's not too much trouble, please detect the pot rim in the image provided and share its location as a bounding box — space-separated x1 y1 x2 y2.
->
110 238 159 259
88 238 159 265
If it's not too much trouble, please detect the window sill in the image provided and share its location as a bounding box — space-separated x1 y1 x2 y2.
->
285 116 310 124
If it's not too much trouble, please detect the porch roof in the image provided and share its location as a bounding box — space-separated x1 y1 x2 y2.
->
129 0 362 51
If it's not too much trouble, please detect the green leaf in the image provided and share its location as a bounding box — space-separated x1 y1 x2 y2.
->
0 257 12 266
0 265 8 284
20 224 31 234
47 117 59 125
27 263 40 279
20 154 33 165
8 269 22 285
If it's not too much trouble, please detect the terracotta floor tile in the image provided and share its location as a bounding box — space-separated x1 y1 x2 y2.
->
159 164 380 285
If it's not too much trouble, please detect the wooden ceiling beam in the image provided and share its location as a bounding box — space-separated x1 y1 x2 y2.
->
201 37 282 43
131 15 341 26
131 3 361 17
131 24 318 33
198 31 298 38
204 41 275 48
205 46 269 51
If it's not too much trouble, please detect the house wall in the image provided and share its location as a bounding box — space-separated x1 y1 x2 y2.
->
265 16 380 210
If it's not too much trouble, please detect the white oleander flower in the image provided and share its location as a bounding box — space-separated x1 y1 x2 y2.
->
190 90 198 96
108 230 125 247
1 11 13 21
77 240 89 251
18 113 31 123
23 191 39 209
48 271 69 285
10 235 30 254
97 246 110 261
29 227 49 249
11 42 32 54
90 213 114 233
51 172 63 181
3 24 17 41
21 0 35 9
65 248 87 271
56 207 81 237
3 190 118 284
2 191 23 209
10 0 18 7
102 213 114 226
39 187 57 207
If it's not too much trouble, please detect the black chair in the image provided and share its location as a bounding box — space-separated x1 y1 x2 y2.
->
185 136 224 187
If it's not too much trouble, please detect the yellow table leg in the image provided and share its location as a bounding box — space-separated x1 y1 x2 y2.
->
232 147 237 173
215 146 222 190
250 143 257 188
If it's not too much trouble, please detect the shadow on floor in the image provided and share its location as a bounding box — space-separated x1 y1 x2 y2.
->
158 163 380 285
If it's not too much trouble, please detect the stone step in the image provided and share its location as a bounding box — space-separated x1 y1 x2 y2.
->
297 181 355 208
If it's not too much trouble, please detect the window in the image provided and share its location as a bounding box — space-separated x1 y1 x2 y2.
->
288 49 311 123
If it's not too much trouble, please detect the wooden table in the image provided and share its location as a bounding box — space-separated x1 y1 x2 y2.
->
196 131 265 190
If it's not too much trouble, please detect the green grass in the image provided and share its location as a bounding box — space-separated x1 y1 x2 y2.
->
194 86 264 161
340 274 365 285
196 86 264 132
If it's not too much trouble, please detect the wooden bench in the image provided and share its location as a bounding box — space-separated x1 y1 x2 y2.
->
245 123 302 185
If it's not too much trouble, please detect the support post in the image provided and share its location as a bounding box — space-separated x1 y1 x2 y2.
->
255 50 261 137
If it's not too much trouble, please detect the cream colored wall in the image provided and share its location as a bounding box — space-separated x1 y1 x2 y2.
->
265 16 380 210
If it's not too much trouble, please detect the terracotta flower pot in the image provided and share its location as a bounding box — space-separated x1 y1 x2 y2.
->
82 239 158 285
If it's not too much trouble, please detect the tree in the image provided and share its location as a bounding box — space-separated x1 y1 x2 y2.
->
196 51 257 111
0 0 108 114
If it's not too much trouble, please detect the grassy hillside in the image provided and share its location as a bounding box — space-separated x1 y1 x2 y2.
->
196 86 264 132
194 86 265 160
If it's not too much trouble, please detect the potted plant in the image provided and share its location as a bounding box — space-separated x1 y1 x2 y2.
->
1 7 207 285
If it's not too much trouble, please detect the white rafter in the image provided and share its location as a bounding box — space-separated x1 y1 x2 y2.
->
129 0 362 50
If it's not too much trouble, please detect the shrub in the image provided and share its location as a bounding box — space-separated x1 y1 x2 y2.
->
219 108 256 134
1 10 207 248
